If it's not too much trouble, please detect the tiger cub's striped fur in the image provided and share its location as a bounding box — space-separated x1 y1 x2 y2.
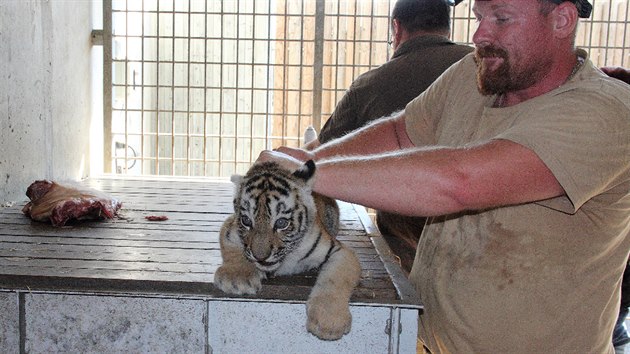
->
215 160 361 340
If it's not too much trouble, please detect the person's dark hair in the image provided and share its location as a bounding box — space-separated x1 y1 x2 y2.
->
391 0 451 34
539 0 593 18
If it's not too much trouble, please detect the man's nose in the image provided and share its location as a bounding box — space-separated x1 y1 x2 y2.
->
472 19 493 47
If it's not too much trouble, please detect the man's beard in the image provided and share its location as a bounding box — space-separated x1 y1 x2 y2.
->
473 46 539 96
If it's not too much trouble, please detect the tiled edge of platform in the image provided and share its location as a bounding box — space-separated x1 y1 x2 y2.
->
0 291 19 352
1 290 418 353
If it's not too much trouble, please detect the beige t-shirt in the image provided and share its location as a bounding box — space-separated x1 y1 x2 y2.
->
405 51 630 353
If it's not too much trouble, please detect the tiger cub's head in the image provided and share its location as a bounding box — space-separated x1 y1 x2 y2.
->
230 160 318 272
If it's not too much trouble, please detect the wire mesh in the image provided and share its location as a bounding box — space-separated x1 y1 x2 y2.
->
106 0 629 177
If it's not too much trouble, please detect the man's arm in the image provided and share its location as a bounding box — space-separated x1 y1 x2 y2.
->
317 111 415 157
601 66 630 85
259 109 565 217
261 135 564 217
303 138 321 151
312 138 564 217
277 111 413 162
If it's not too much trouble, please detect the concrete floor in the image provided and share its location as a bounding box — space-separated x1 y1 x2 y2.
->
617 317 630 354
615 317 630 354
616 342 628 354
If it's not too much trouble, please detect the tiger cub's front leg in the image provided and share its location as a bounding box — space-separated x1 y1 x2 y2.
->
306 244 361 340
214 216 265 295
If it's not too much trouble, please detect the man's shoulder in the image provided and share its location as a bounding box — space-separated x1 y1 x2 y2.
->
401 38 473 60
399 35 472 54
397 41 474 71
354 44 474 85
588 68 630 99
564 63 630 110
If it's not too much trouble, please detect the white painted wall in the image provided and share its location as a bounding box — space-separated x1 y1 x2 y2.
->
0 0 93 203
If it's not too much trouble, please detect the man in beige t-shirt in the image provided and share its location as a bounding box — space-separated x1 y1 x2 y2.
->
258 0 630 352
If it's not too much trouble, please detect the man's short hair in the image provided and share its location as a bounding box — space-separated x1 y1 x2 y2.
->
546 0 592 18
392 0 451 34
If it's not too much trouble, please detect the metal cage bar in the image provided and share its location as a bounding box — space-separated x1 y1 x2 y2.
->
103 0 629 177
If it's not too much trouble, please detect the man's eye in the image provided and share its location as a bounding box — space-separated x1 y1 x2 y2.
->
240 215 252 228
274 218 290 231
496 17 509 23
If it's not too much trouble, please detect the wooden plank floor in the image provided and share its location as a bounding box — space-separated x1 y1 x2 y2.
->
0 177 419 307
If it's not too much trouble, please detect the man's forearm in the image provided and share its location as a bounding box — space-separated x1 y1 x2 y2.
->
311 149 459 217
312 112 410 160
309 139 564 218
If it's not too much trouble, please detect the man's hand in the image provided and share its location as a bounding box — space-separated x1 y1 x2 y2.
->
256 149 306 171
274 146 316 162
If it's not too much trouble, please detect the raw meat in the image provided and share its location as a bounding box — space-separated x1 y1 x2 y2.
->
22 180 122 226
145 215 168 221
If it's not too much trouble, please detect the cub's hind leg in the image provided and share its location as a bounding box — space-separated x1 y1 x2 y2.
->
214 216 265 295
306 243 361 340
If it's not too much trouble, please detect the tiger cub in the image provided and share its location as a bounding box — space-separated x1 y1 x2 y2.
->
215 160 361 341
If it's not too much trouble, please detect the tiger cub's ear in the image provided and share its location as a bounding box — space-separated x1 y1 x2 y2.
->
230 174 243 185
293 160 316 185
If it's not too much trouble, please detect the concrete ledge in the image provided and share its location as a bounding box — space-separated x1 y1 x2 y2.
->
0 291 19 353
24 293 206 353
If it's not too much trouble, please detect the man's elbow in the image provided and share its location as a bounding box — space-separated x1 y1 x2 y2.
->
393 114 414 148
440 170 485 214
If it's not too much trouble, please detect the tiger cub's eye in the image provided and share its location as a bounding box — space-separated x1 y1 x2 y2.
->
240 215 252 228
274 218 290 231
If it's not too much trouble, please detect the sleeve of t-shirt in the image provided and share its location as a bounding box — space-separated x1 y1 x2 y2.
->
495 82 630 214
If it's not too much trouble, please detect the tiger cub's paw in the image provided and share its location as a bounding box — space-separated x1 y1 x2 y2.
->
306 295 352 341
214 263 264 295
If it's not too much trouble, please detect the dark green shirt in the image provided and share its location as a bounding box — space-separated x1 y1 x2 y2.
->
318 35 473 143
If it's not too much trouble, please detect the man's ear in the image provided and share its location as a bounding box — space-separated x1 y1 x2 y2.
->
392 18 403 42
552 1 578 39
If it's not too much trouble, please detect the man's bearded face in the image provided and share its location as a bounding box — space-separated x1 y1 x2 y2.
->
474 46 512 95
474 45 542 96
